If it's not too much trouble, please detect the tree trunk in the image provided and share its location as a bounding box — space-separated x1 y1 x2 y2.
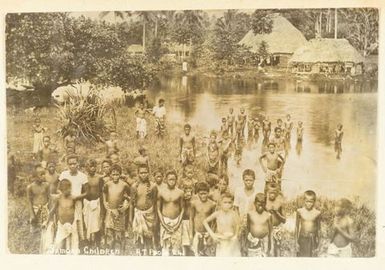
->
334 8 338 39
142 20 146 50
154 18 158 38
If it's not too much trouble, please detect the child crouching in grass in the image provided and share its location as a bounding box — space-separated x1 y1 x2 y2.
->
327 198 356 257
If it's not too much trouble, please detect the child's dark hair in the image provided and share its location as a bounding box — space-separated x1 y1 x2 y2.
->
242 169 255 179
137 164 149 172
102 159 112 166
165 170 178 180
59 179 71 191
138 147 146 155
339 198 353 212
43 135 50 141
154 169 163 176
254 193 266 205
268 142 276 147
111 164 122 174
304 190 317 199
159 98 165 104
66 154 79 163
196 181 210 193
184 123 191 129
86 159 97 167
221 191 234 201
274 127 282 132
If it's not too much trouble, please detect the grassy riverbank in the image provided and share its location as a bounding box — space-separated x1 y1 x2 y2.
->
7 106 375 256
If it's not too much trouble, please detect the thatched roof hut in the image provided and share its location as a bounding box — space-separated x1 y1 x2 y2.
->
289 38 364 75
289 38 364 64
239 14 307 55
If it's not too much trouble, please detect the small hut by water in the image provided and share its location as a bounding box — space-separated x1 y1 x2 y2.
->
289 38 364 76
239 14 307 67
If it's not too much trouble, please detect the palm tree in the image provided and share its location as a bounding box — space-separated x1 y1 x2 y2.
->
135 11 157 51
175 10 204 58
99 11 132 24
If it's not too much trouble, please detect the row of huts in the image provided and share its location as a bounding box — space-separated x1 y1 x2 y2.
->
127 13 367 76
238 13 365 76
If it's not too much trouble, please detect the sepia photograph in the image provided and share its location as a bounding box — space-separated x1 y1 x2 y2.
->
5 6 378 258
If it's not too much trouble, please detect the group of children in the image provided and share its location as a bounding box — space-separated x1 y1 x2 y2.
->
22 100 354 257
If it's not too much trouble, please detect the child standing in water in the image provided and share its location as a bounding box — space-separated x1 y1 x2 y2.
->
297 121 304 142
203 192 241 257
284 114 293 139
295 190 321 257
259 143 285 191
207 130 220 178
227 108 235 136
32 118 47 157
334 124 344 159
327 198 356 257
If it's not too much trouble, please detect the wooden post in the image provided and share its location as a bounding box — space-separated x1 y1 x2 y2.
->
334 8 338 39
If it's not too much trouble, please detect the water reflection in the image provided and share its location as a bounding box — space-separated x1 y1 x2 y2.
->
149 74 377 207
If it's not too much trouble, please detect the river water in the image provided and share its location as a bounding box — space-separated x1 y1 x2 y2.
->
148 75 377 208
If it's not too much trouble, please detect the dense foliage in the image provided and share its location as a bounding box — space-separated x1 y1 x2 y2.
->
6 8 379 89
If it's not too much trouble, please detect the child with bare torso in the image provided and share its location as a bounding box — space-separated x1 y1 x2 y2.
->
209 175 230 205
297 121 304 142
181 182 194 256
270 127 286 159
244 193 272 257
103 164 130 252
105 131 119 156
48 179 87 254
265 184 286 257
284 114 293 139
327 198 356 257
259 143 285 191
334 124 344 159
219 131 233 175
39 136 51 168
100 159 112 184
220 117 228 138
157 170 185 256
262 116 271 142
64 129 77 150
179 124 196 167
203 192 241 257
83 159 103 247
207 131 220 177
227 108 235 136
130 165 158 255
178 165 198 192
133 147 150 170
295 190 321 257
135 103 149 139
28 166 50 233
190 181 216 256
45 162 59 194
